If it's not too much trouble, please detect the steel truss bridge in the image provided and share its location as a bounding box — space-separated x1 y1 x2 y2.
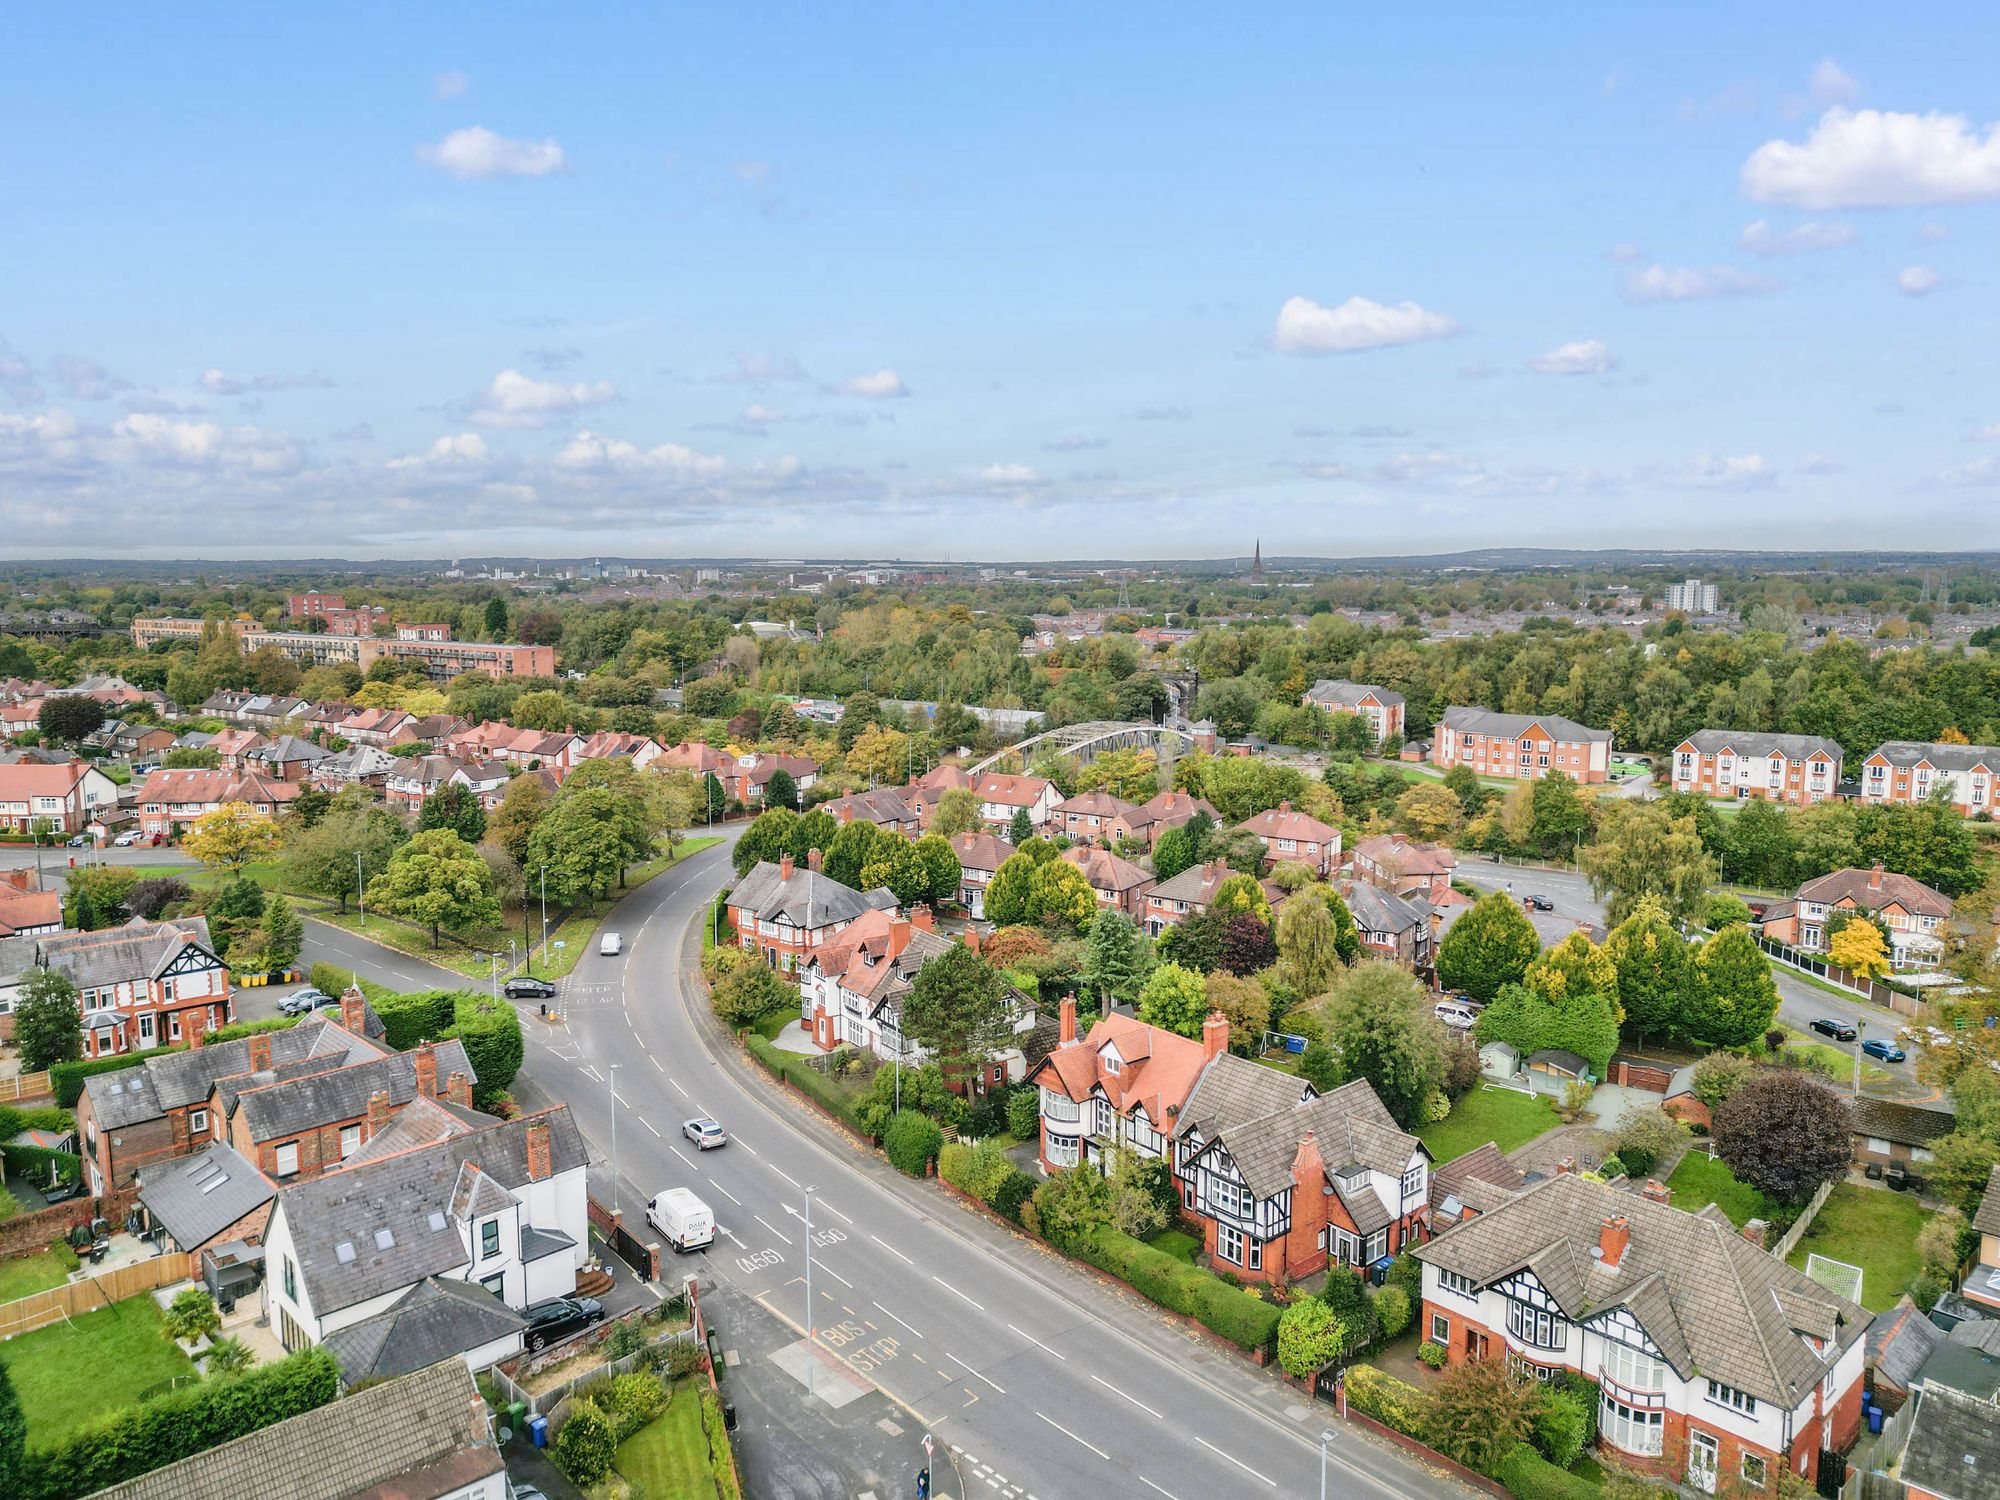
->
969 720 1191 776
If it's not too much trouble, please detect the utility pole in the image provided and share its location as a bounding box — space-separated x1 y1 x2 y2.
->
804 1184 817 1397
1853 1022 1863 1095
1319 1429 1336 1500
539 866 549 961
490 951 498 1003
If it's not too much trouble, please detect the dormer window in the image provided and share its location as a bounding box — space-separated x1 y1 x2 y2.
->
1101 1053 1121 1075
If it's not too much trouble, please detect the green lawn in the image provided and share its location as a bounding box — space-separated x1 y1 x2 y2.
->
1147 1229 1201 1264
1786 1183 1927 1313
615 1383 724 1497
1665 1151 1777 1228
0 1249 71 1303
0 1295 197 1447
1778 1027 1894 1088
1418 1086 1561 1162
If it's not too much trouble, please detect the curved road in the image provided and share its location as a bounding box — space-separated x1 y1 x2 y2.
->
311 841 1474 1500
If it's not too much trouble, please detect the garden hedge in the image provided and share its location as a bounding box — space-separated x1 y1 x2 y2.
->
0 1104 74 1138
744 1034 871 1135
1497 1443 1602 1500
884 1111 943 1176
51 1047 184 1108
1077 1228 1281 1352
21 1346 340 1500
1342 1362 1433 1438
444 994 524 1107
369 988 457 1051
206 1015 300 1045
3 1144 80 1186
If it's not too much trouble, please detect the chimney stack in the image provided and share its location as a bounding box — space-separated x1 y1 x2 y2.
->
340 986 367 1035
1556 1155 1577 1176
1597 1215 1630 1271
889 916 912 954
1278 799 1292 814
366 1089 392 1134
525 1116 552 1181
1641 1178 1671 1205
1202 1010 1230 1062
248 1034 272 1072
1059 993 1077 1046
1292 1129 1323 1188
779 852 795 881
413 1041 438 1098
807 847 824 874
1867 863 1884 892
1742 1218 1767 1250
910 904 935 933
445 1071 472 1107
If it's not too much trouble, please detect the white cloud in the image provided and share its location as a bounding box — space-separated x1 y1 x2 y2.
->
1526 339 1614 376
1742 107 2000 208
1043 435 1109 452
0 409 82 467
1676 453 1776 490
1898 265 1942 297
716 352 806 385
740 404 787 424
977 462 1041 487
107 412 303 475
469 368 616 428
1738 219 1857 256
48 354 127 401
199 368 334 396
0 337 40 404
1272 295 1458 354
1918 222 1950 242
387 433 489 470
418 126 566 181
552 430 726 480
1971 422 2000 442
1810 59 1861 106
1937 456 1998 486
432 70 469 100
832 368 908 399
1605 243 1645 263
1622 264 1781 303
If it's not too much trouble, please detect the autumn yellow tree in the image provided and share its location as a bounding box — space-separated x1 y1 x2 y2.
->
182 804 280 874
1827 918 1890 981
846 723 912 784
1396 783 1463 841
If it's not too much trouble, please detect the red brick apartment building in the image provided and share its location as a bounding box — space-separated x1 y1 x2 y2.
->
1670 731 1841 806
1858 741 1999 816
1432 707 1612 783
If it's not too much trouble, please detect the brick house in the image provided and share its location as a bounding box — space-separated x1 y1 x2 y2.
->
725 851 899 977
1238 800 1341 876
1028 1000 1220 1176
572 729 665 771
1848 1097 1953 1177
1052 790 1142 847
135 767 300 838
286 592 348 618
84 720 177 761
949 831 1013 917
1962 1166 2000 1313
247 734 331 783
1433 707 1613 784
1343 881 1437 969
1858 741 2000 816
1416 1171 1869 1492
1670 731 1842 807
969 771 1062 833
382 755 466 813
905 764 974 830
822 786 921 835
1114 789 1221 850
1761 865 1950 971
1302 680 1406 744
656 740 733 777
1142 858 1281 937
40 916 233 1059
447 760 515 811
1350 833 1457 899
1059 845 1155 919
0 760 120 833
720 752 818 808
207 727 271 768
332 708 417 748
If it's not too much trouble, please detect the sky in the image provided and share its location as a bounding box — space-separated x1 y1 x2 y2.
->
3 4 1998 561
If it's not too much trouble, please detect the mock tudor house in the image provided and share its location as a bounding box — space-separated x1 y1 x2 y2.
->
969 770 1062 833
1350 833 1457 899
1060 844 1155 919
1302 680 1406 743
1416 1171 1869 1491
1433 707 1613 784
0 760 120 833
720 751 818 807
384 755 468 812
1238 800 1341 876
1029 1001 1221 1176
1759 865 1950 971
263 1107 589 1363
448 760 516 811
40 916 232 1059
949 831 1013 917
1343 881 1437 970
1859 741 2000 816
246 734 331 783
726 851 899 976
1670 731 1842 806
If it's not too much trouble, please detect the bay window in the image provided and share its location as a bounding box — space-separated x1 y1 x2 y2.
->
1506 1299 1567 1350
1599 1396 1664 1457
1602 1341 1666 1393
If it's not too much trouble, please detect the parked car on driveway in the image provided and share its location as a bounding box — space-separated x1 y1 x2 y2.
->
66 833 87 847
504 976 558 1000
683 1117 727 1150
113 829 144 847
1523 893 1555 911
523 1295 605 1352
1809 1017 1858 1042
277 987 334 1017
1434 1003 1478 1031
1861 1038 1907 1063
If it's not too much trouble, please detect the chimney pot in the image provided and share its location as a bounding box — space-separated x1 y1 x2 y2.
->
413 1041 438 1098
806 847 824 873
1598 1215 1631 1270
1868 863 1884 891
1556 1155 1577 1176
1279 799 1292 813
1059 993 1078 1046
1642 1178 1671 1204
1202 1010 1230 1062
1742 1217 1767 1249
340 986 367 1035
248 1034 271 1072
366 1088 392 1133
445 1071 472 1108
910 904 935 933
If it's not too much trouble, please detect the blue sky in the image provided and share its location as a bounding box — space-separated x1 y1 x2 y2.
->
3 5 1997 559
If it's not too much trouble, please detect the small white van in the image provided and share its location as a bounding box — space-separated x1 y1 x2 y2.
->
1434 1001 1479 1031
599 931 622 957
648 1187 715 1252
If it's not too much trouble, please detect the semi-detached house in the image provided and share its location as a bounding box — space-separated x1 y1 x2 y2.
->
969 771 1061 833
135 766 300 838
726 851 898 977
1761 864 1950 971
1238 800 1341 876
0 760 120 833
41 915 232 1060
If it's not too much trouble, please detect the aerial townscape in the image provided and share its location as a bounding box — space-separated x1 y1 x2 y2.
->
4 10 2000 1500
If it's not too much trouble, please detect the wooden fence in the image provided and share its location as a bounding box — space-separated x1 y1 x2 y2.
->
0 1252 193 1341
1771 1179 1837 1263
0 1071 54 1104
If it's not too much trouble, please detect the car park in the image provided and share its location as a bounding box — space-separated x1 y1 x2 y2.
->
504 976 558 1000
1861 1038 1907 1063
523 1295 605 1352
682 1117 727 1150
277 987 334 1016
1809 1017 1858 1042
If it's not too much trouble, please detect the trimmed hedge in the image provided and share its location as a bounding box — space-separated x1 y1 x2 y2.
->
1076 1227 1281 1352
308 961 352 996
884 1111 943 1176
444 994 524 1108
21 1346 340 1500
370 988 457 1051
0 1104 74 1138
3 1144 81 1185
207 1015 301 1045
52 1047 185 1108
1496 1443 1601 1500
744 1034 870 1135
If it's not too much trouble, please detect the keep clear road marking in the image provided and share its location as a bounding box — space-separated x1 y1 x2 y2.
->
946 1351 1005 1394
873 1302 924 1338
932 1277 984 1311
1195 1435 1275 1488
871 1235 914 1266
1091 1372 1161 1419
1006 1324 1066 1361
753 1214 794 1246
1036 1410 1109 1461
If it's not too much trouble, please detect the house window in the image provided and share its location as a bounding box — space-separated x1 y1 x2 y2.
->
1247 1238 1262 1272
1217 1225 1243 1265
1094 1098 1113 1137
1431 1312 1449 1343
1740 1454 1768 1489
1602 1341 1666 1392
1506 1300 1566 1350
1101 1054 1121 1075
168 1013 182 1041
274 1142 300 1178
1599 1396 1664 1457
482 1218 501 1260
340 1124 361 1159
1706 1380 1757 1416
1401 1166 1424 1199
282 1256 297 1301
1364 1229 1388 1264
189 1109 208 1136
1438 1269 1478 1299
482 1272 505 1298
1183 1181 1195 1211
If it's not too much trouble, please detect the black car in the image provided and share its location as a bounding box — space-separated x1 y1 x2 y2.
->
523 1295 605 1351
1523 894 1555 912
504 976 559 1001
1809 1016 1858 1042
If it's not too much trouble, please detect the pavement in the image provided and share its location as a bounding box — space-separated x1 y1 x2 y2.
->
300 835 1475 1500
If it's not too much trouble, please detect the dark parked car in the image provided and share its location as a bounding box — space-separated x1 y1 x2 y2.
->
504 976 559 1001
1523 894 1555 912
1810 1017 1858 1042
1861 1038 1907 1063
277 987 334 1017
523 1295 605 1352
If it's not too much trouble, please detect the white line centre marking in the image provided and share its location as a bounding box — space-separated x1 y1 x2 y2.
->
948 1351 1005 1393
1006 1324 1066 1360
816 1262 854 1289
753 1214 794 1246
1035 1411 1108 1461
669 1145 699 1169
671 1079 689 1098
815 1198 854 1224
933 1276 984 1311
871 1235 914 1266
1195 1436 1275 1487
1091 1373 1161 1419
1140 1479 1181 1500
641 1118 660 1137
711 1181 742 1206
873 1301 924 1338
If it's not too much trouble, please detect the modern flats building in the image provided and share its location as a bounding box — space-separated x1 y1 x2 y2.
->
1432 708 1613 784
1858 741 1999 816
1416 1170 1868 1492
1670 731 1841 806
1302 680 1406 743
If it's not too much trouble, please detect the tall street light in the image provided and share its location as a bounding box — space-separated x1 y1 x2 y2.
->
607 1065 620 1218
356 851 365 927
1319 1429 1337 1500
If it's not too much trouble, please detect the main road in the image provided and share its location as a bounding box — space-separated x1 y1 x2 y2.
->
308 840 1475 1500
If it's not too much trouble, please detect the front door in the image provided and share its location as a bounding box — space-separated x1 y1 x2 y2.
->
1688 1431 1719 1494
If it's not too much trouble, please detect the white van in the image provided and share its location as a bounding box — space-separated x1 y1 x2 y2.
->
648 1187 715 1252
1434 1001 1479 1031
599 931 622 957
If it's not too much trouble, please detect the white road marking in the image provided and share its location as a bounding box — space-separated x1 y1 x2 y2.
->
614 1091 631 1108
815 1198 854 1225
1195 1436 1274 1487
669 1145 699 1169
582 1065 603 1083
948 1351 1005 1393
933 1276 984 1311
871 1235 915 1266
770 1165 802 1189
649 1055 663 1072
817 1262 854 1289
873 1301 924 1338
1035 1411 1108 1461
1091 1373 1161 1419
722 1226 747 1247
711 1181 743 1206
753 1214 794 1246
1006 1324 1066 1360
642 1118 661 1137
671 1079 688 1098
1140 1478 1181 1500
734 1138 759 1157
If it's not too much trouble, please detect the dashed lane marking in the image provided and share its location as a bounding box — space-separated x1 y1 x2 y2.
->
669 1145 699 1169
649 1056 663 1072
711 1181 743 1206
873 1302 924 1338
1006 1324 1066 1360
871 1235 914 1266
1091 1373 1162 1420
933 1277 984 1311
1035 1411 1109 1461
947 1351 1005 1394
815 1198 854 1225
817 1262 855 1290
671 1079 688 1097
642 1118 661 1137
1195 1436 1275 1487
1140 1478 1181 1500
753 1214 794 1246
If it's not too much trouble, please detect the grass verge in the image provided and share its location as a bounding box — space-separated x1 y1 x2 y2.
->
1779 1027 1895 1088
614 1383 718 1496
0 1295 196 1448
1786 1182 1926 1313
1417 1086 1561 1161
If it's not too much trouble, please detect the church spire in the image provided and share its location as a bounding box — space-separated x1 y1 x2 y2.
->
1251 538 1264 581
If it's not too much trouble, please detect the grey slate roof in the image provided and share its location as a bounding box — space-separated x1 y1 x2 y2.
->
729 859 897 927
1304 679 1404 710
520 1224 575 1262
1866 1295 1947 1394
449 1161 515 1221
1344 881 1430 936
340 1093 492 1167
1415 1172 1869 1409
1850 1095 1955 1148
1175 1051 1313 1141
152 1016 383 1109
83 1357 504 1500
1527 1048 1591 1077
1901 1381 2000 1500
248 734 328 767
0 933 38 984
232 1041 473 1143
1868 739 2000 774
1430 1141 1526 1218
277 1106 587 1315
321 1277 526 1387
39 916 217 991
1976 1165 2000 1238
1680 729 1842 761
137 1143 274 1251
1438 706 1612 744
82 1065 163 1130
1187 1074 1420 1204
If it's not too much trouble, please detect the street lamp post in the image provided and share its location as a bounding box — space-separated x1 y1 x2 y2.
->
538 866 549 964
804 1185 817 1397
1320 1429 1337 1500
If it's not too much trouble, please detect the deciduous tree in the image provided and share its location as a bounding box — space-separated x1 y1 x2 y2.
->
1689 923 1781 1047
1137 962 1211 1038
933 787 982 840
1580 802 1718 927
14 967 82 1071
1603 897 1695 1041
416 781 486 845
1522 929 1616 1005
1713 1071 1853 1205
1827 918 1890 981
733 807 799 877
1436 890 1539 1002
182 804 279 873
487 773 550 867
1320 961 1444 1130
366 829 501 947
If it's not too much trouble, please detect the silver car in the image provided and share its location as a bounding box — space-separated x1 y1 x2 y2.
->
682 1117 727 1150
